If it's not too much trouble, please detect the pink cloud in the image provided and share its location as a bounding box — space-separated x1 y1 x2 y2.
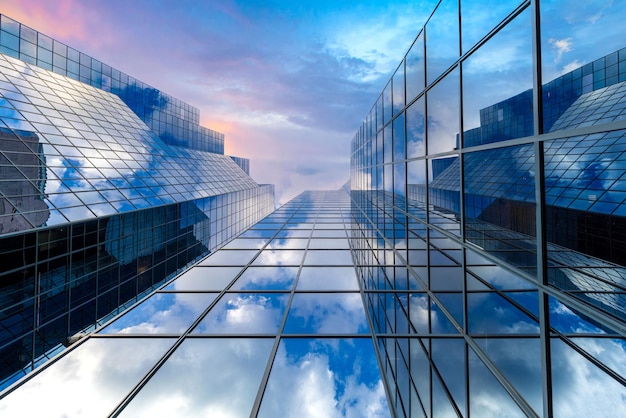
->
3 0 94 44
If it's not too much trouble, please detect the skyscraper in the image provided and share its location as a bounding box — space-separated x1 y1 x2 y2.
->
0 14 274 390
349 1 626 416
2 1 626 417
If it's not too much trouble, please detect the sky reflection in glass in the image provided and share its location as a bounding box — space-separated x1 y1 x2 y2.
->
252 249 305 266
0 54 258 232
284 293 369 334
119 338 273 417
297 266 359 291
164 266 243 291
303 250 353 265
474 338 543 413
230 266 298 291
192 293 288 334
258 338 390 418
100 292 218 334
0 338 174 417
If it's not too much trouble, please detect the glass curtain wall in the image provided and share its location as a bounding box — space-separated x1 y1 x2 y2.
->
351 0 626 416
0 190 392 418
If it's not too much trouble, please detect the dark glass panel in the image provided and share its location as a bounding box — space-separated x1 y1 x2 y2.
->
464 144 537 270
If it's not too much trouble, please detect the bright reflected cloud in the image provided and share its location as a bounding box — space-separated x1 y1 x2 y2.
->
0 338 174 417
258 339 390 418
118 338 274 418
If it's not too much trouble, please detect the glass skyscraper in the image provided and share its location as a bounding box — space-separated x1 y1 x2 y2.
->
0 14 274 391
2 1 626 417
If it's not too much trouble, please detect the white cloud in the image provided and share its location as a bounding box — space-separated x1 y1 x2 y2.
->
551 338 626 417
288 293 367 333
195 293 287 334
258 341 390 418
548 37 574 63
0 338 174 417
117 338 274 418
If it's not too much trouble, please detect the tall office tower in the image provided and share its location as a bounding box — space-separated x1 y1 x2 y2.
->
2 1 626 417
0 15 274 390
350 0 626 417
0 188 394 417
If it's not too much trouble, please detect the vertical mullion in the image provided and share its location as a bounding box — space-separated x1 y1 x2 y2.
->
531 1 553 417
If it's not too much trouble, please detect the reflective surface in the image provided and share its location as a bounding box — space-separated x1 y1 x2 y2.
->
1 190 391 417
100 293 218 334
0 14 225 154
119 338 273 417
350 1 626 415
284 293 369 334
193 293 288 334
0 15 275 390
3 1 626 415
0 338 175 417
0 52 265 232
258 338 390 418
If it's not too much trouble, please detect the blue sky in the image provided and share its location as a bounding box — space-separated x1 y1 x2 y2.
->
4 1 626 205
3 0 439 204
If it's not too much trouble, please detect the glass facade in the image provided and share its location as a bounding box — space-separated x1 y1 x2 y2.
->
0 190 390 417
0 14 224 154
2 1 626 417
0 17 274 390
351 1 626 416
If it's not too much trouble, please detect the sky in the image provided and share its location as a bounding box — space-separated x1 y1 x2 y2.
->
1 0 439 205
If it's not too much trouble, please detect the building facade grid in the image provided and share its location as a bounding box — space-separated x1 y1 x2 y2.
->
350 0 626 416
1 1 626 417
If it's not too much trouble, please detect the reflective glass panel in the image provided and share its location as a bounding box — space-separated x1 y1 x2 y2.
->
118 338 273 417
406 96 425 159
464 144 537 270
198 249 258 266
100 292 218 334
0 338 174 416
462 8 534 147
164 266 242 291
406 33 425 103
252 249 305 266
230 266 298 291
550 337 626 417
426 0 460 85
544 131 626 321
474 337 543 413
296 266 359 291
284 293 369 334
468 346 527 417
460 0 523 53
467 292 539 334
303 250 353 265
393 63 405 116
192 293 288 334
428 154 461 236
541 1 626 132
426 67 460 155
258 338 390 418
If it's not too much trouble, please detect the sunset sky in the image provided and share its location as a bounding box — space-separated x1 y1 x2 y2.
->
1 0 439 204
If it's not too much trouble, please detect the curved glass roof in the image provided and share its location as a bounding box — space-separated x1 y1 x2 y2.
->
0 53 258 235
